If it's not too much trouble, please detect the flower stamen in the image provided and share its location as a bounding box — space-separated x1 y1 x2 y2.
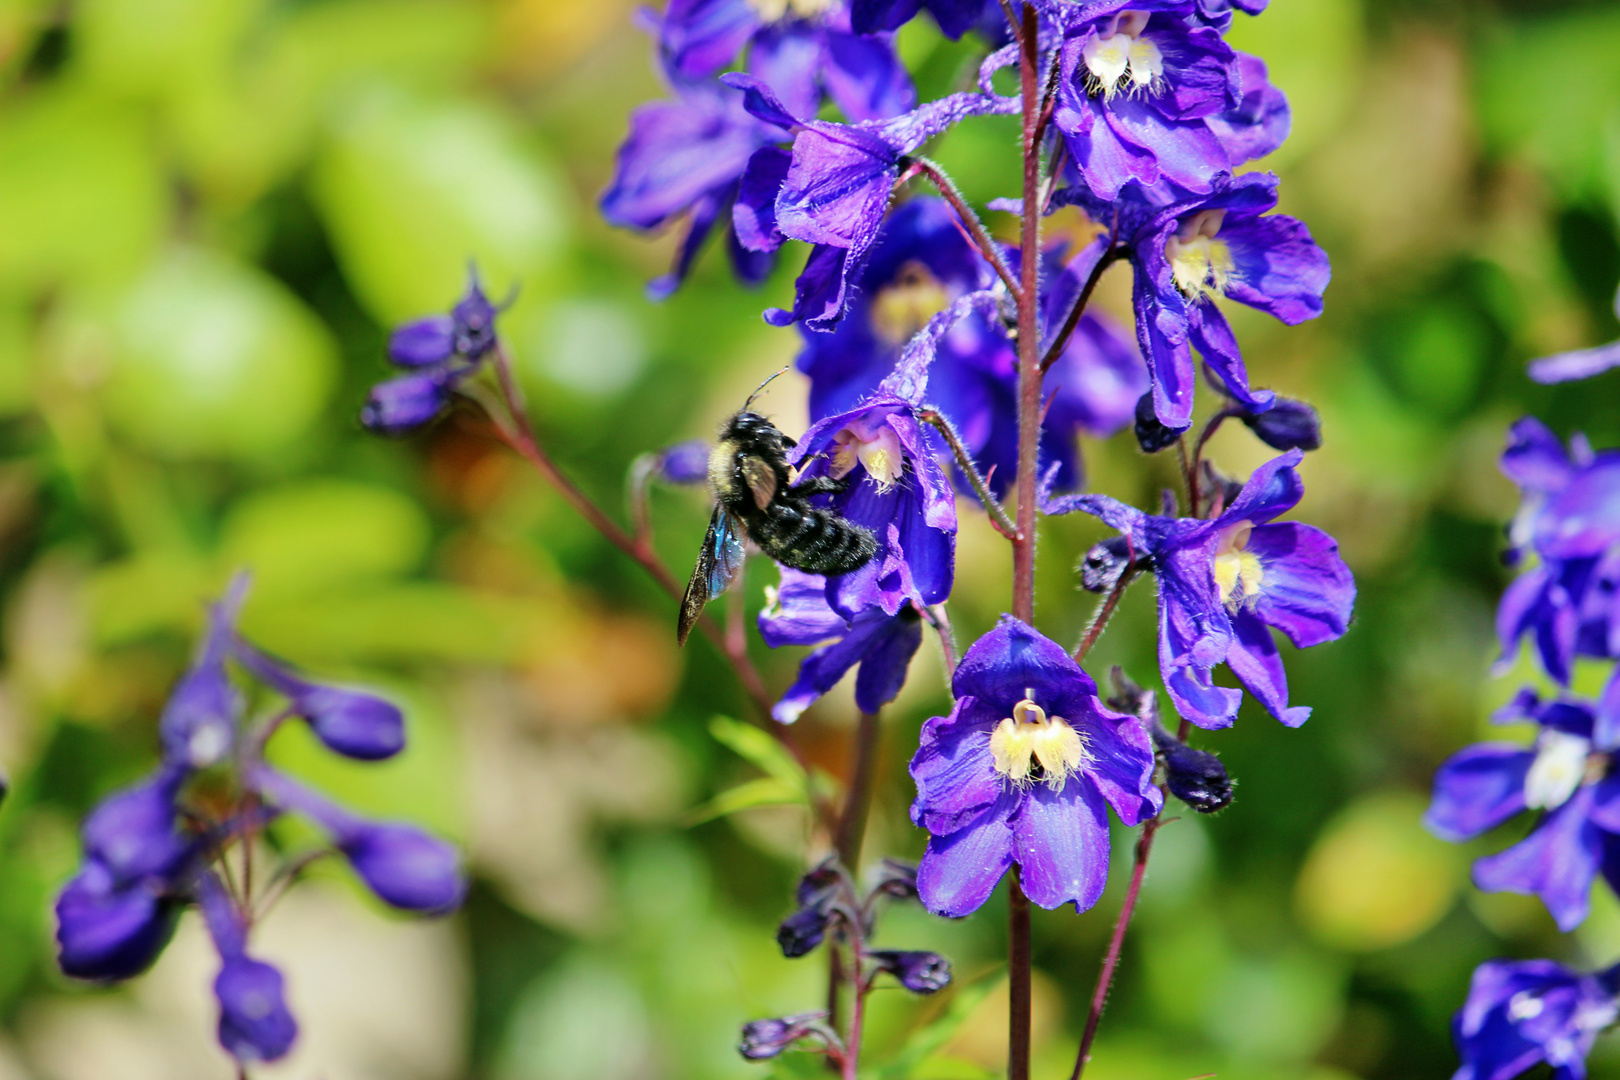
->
989 695 1091 791
1082 11 1164 100
1166 210 1234 301
1213 520 1263 606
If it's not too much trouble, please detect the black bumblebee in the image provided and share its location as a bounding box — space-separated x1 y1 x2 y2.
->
677 387 879 646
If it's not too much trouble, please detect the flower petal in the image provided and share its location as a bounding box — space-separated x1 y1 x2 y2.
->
916 794 1017 917
1473 785 1604 932
1013 781 1111 912
1425 744 1533 842
1225 609 1310 726
1247 521 1355 647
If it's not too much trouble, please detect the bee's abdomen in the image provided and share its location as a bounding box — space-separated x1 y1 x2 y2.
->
752 503 878 576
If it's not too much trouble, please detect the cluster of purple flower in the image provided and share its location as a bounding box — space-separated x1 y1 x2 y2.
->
1425 336 1620 1075
53 576 466 1068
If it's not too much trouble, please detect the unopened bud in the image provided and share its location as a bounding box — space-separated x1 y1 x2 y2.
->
738 1012 830 1060
776 905 829 958
870 950 952 994
1150 721 1233 813
870 859 918 902
1240 397 1321 452
1134 392 1187 454
653 440 711 486
1081 536 1135 593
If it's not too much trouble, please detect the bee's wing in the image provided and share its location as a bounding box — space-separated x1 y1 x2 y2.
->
739 454 778 512
677 508 747 646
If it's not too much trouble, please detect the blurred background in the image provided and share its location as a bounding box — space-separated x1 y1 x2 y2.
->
0 0 1618 1077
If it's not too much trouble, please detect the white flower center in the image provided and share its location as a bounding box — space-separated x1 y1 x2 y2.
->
1524 729 1592 811
188 722 230 768
831 422 905 493
1507 991 1545 1022
747 0 832 21
1213 520 1264 606
1082 11 1164 99
989 695 1091 791
1165 210 1234 301
870 261 950 347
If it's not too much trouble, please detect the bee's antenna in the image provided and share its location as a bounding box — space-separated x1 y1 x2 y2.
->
744 366 792 411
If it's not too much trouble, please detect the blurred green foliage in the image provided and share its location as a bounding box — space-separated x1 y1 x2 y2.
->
0 0 1619 1077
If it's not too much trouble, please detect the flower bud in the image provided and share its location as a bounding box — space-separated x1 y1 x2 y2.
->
870 949 952 994
1240 396 1321 452
360 372 453 435
234 644 405 761
214 956 298 1063
795 857 845 906
738 1012 830 1061
1105 667 1158 725
1150 721 1233 813
81 766 191 884
653 440 711 486
870 858 918 902
1080 536 1134 593
341 823 468 915
1134 392 1187 453
55 862 180 981
776 904 830 958
388 316 455 367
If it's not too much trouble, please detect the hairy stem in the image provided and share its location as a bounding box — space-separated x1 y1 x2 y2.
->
1073 567 1139 664
1009 6 1042 1078
1041 246 1125 375
925 603 958 675
1070 814 1165 1080
919 409 1019 539
910 157 1021 298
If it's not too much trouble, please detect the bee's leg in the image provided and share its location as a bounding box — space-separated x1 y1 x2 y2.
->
791 475 849 496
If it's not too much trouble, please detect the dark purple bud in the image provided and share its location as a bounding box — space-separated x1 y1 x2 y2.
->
55 861 180 981
870 859 918 902
1150 722 1233 813
81 766 191 883
234 644 404 761
738 1012 830 1061
360 371 454 435
160 580 246 769
450 271 500 360
654 440 711 486
776 904 829 958
1134 392 1187 454
214 956 298 1063
795 857 845 907
1241 397 1322 452
870 949 952 994
341 823 467 915
388 316 455 367
1080 535 1135 593
1105 667 1160 726
1199 461 1246 514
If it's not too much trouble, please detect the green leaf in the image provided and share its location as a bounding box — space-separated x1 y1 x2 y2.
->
876 977 999 1080
707 715 805 791
683 776 803 826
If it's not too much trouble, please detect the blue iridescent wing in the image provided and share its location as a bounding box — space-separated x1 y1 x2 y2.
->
677 509 746 646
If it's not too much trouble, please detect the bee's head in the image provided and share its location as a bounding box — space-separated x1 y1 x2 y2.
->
721 410 780 447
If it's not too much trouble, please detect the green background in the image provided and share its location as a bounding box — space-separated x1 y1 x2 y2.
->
0 0 1618 1077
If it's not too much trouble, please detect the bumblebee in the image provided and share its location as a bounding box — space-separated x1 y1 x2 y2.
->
677 393 878 646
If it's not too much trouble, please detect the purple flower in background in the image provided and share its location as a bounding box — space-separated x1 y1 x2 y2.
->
234 643 404 761
909 617 1160 916
1129 172 1330 429
1049 450 1354 728
655 0 914 124
253 769 467 916
1427 690 1620 932
362 270 507 435
1051 3 1288 201
1452 957 1619 1080
197 874 298 1064
1496 418 1620 684
852 0 996 38
796 198 1145 495
789 397 957 619
758 568 925 723
1528 284 1620 384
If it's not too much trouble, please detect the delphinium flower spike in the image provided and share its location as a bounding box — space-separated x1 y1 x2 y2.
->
1452 957 1620 1080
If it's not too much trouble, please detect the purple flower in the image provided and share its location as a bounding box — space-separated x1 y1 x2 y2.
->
55 861 181 981
80 766 193 883
253 769 467 916
736 76 1017 329
1427 690 1620 932
1529 284 1620 384
234 643 405 761
759 568 925 723
1452 958 1619 1080
1048 450 1355 729
652 439 712 485
869 949 952 993
1496 418 1620 684
1239 394 1322 452
362 270 504 435
851 0 994 38
159 581 245 769
789 397 957 619
198 874 298 1063
738 1012 835 1060
656 0 914 123
1051 3 1287 201
1129 172 1329 429
796 199 1145 496
908 617 1161 916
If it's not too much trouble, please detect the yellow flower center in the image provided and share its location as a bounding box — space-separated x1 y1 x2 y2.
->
1081 11 1164 99
870 261 951 347
747 0 832 20
831 421 905 493
1213 520 1264 606
989 696 1091 791
1165 209 1234 301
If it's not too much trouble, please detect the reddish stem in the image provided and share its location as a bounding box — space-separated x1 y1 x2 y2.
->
910 157 1022 299
1041 246 1125 375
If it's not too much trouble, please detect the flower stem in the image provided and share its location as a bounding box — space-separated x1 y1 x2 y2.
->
919 408 1019 539
1040 245 1125 375
910 156 1021 299
1009 7 1042 1077
1069 814 1165 1080
837 710 883 870
1188 405 1242 518
1073 566 1139 664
